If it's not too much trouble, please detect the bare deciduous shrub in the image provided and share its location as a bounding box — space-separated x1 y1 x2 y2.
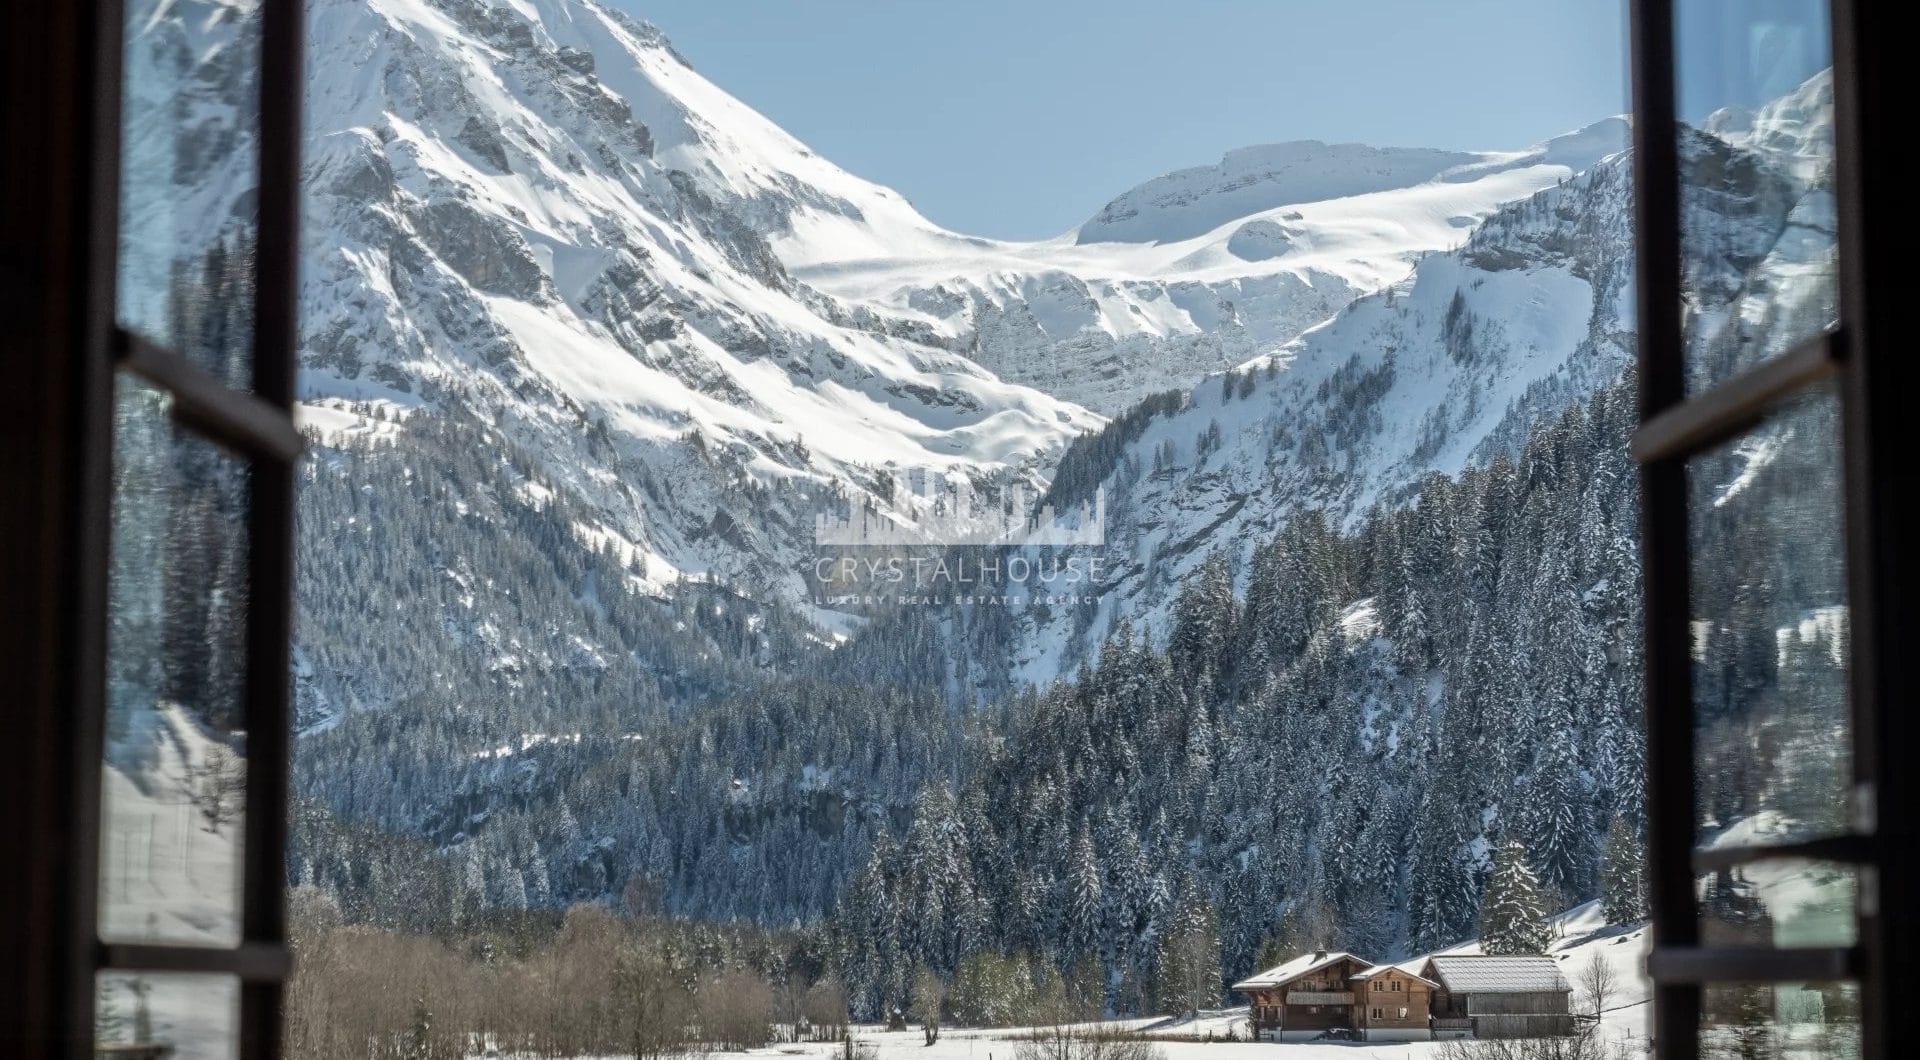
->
911 964 944 1045
1576 952 1619 1021
1014 1027 1166 1060
698 969 775 1050
802 976 850 1041
284 894 728 1060
1438 1026 1637 1060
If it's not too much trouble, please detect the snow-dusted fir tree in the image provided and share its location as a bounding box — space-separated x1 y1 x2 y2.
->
1601 817 1648 925
1523 698 1595 904
1477 841 1552 954
1062 824 1103 964
1156 874 1221 1018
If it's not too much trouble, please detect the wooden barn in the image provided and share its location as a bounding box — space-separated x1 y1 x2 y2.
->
1420 955 1575 1039
1231 951 1436 1042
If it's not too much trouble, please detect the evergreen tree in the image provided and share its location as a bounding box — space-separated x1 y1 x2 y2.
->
1477 841 1552 955
1600 816 1648 925
1523 699 1595 904
1062 824 1103 964
1156 877 1221 1018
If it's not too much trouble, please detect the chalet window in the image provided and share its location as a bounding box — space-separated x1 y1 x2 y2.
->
1398 1007 1408 1019
1630 1 1905 1059
0 0 302 1055
1372 1007 1383 1019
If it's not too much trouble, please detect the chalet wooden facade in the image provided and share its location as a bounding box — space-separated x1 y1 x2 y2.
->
1351 964 1439 1040
1230 951 1436 1042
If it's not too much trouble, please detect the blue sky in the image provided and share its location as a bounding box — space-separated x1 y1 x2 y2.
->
619 1 1633 239
1675 0 1830 123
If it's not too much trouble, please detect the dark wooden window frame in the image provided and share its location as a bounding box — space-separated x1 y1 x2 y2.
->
1629 1 1908 1059
1 0 303 1054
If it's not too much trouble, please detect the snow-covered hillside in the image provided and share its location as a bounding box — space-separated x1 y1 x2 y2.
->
986 146 1638 686
97 706 245 1058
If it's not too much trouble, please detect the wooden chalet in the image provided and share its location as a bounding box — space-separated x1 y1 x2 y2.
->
1231 951 1437 1042
1420 955 1575 1039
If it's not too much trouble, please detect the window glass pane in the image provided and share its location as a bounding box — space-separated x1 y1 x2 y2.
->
1701 981 1859 1060
1698 859 1856 947
1688 382 1850 847
96 972 238 1060
1675 0 1837 391
101 375 249 947
117 0 259 389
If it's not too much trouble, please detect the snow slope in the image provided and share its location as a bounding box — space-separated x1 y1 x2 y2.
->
97 704 245 1058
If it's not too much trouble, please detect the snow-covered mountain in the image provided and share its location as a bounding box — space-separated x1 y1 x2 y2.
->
96 0 1671 741
962 70 1836 687
787 125 1628 414
295 0 1110 610
274 0 1638 648
955 149 1635 687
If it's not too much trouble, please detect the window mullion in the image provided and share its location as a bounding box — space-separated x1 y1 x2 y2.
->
235 0 305 1054
1629 331 1840 466
1628 1 1703 1059
97 943 292 982
1830 2 1906 1059
116 330 303 463
1647 946 1861 985
1690 834 1875 874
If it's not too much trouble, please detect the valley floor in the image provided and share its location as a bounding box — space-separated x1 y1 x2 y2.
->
490 906 1656 1060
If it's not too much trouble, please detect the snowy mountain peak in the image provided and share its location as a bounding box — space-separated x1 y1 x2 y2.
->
1702 69 1833 181
1072 120 1629 249
1075 141 1487 246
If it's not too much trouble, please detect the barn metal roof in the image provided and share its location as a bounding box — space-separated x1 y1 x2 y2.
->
1426 955 1571 994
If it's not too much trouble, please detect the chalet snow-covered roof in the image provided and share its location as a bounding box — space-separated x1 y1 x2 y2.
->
1231 951 1370 991
1350 963 1439 988
1425 955 1570 994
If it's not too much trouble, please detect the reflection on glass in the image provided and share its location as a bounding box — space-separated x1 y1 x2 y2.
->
96 972 238 1060
1702 981 1859 1060
1699 859 1856 947
1688 382 1849 846
101 375 249 947
1675 0 1837 391
118 0 259 388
